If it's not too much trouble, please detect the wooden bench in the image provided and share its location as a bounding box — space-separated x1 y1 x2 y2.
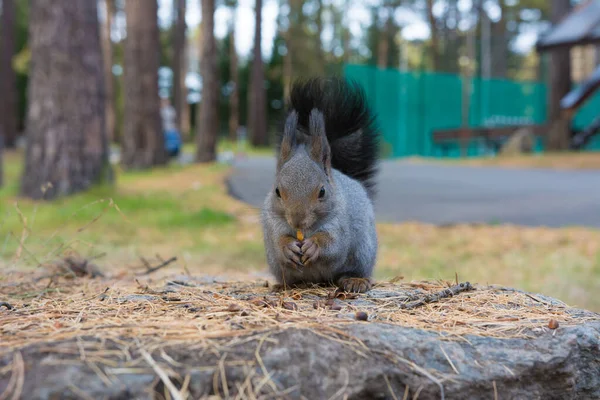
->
432 125 550 156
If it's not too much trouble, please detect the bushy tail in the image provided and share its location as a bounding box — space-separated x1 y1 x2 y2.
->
279 77 380 198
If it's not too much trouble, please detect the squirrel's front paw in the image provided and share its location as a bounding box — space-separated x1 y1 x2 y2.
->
281 238 303 269
300 238 320 266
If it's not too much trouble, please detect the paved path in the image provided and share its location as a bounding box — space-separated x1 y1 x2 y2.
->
227 156 600 228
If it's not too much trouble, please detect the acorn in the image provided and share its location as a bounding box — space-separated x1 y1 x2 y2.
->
227 303 242 312
355 311 369 321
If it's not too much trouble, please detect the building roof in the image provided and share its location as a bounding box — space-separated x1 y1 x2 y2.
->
537 0 600 51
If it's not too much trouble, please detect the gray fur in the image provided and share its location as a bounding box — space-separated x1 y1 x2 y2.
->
261 142 377 287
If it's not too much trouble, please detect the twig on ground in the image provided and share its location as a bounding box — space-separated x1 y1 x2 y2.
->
140 348 185 400
0 302 14 310
13 203 30 262
87 252 107 262
63 256 104 278
137 257 178 276
401 282 473 310
140 257 152 270
383 374 399 400
0 351 24 400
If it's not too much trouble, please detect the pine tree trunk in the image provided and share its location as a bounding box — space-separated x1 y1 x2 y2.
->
101 0 116 144
196 0 219 162
109 0 123 144
122 0 166 169
249 0 267 147
21 0 111 200
377 11 394 70
547 0 572 151
181 43 191 140
492 0 507 78
283 30 292 101
342 25 350 65
441 0 460 74
173 0 187 134
229 13 240 142
316 0 325 74
0 137 3 187
0 0 18 149
283 0 301 101
426 0 438 71
377 28 388 69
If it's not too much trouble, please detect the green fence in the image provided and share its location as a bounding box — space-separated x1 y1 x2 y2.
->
344 64 600 158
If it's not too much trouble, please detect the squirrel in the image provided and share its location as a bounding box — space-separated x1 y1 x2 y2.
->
261 77 380 293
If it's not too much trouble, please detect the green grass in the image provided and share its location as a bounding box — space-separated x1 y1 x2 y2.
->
157 208 235 229
181 138 275 158
0 150 266 273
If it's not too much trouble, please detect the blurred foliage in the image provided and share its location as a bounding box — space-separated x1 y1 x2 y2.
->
5 0 564 140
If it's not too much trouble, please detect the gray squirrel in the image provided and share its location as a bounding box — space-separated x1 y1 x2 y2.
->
261 77 380 293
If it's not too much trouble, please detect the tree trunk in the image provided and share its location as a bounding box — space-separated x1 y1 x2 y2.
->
377 6 395 70
229 12 240 142
173 0 187 134
283 0 301 101
0 136 2 187
196 0 219 162
460 3 477 157
122 0 166 169
181 42 191 140
376 18 390 69
109 0 123 144
341 0 351 64
441 0 460 74
0 0 18 149
316 0 325 74
426 0 438 71
492 0 507 78
101 0 116 144
547 0 572 150
283 30 293 101
21 0 111 200
249 0 267 147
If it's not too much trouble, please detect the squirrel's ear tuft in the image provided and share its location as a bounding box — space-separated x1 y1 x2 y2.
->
278 111 298 170
308 109 331 175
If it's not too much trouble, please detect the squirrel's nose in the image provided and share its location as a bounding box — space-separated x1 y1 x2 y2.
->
286 211 305 230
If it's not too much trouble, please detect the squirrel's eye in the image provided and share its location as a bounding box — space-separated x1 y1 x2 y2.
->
318 187 326 198
275 187 281 198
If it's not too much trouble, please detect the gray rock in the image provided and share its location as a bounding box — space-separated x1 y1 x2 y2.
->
2 289 599 400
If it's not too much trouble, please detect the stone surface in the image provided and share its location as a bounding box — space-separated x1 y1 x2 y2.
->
2 286 599 400
3 320 600 400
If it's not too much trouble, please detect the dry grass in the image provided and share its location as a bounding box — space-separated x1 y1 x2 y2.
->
1 267 592 354
377 223 600 311
417 152 600 170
